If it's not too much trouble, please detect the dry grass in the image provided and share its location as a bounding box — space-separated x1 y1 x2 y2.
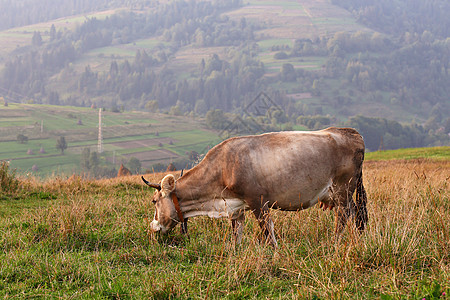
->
0 160 448 298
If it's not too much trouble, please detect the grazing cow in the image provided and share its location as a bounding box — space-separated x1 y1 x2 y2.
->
142 127 368 247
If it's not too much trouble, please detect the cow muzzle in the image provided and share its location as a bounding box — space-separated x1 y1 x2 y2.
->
150 220 168 233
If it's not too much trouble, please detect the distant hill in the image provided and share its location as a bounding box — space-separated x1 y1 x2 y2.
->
0 0 448 150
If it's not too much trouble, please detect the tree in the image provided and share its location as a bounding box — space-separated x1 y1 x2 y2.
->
50 24 56 41
280 63 296 82
274 51 288 59
188 151 199 161
56 136 67 154
17 134 28 144
194 99 208 115
32 31 42 46
81 148 91 170
128 157 141 174
205 109 228 129
312 79 321 96
169 105 182 116
145 100 159 112
89 152 99 170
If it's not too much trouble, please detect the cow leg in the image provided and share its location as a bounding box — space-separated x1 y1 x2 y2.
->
231 211 245 245
335 203 353 234
180 218 188 234
334 185 357 235
252 199 278 248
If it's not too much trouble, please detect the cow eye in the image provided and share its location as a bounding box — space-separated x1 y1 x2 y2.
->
152 199 156 204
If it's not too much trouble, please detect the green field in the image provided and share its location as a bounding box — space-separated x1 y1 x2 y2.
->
0 150 448 298
366 146 450 161
257 39 294 50
247 0 305 10
0 103 220 177
76 37 169 73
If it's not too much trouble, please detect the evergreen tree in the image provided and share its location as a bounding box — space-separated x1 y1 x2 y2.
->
56 137 67 154
32 31 42 46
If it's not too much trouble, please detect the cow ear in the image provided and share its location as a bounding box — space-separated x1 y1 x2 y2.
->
161 174 175 195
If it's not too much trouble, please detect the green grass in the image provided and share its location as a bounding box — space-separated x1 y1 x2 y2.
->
76 37 170 73
311 17 357 25
260 55 326 75
366 146 450 161
257 38 294 51
14 105 156 130
0 160 448 298
10 154 80 176
247 0 304 10
85 37 167 58
0 139 60 159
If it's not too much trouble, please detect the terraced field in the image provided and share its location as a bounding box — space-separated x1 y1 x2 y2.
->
0 103 220 177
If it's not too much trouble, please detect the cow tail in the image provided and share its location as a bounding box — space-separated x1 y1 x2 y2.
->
355 170 368 231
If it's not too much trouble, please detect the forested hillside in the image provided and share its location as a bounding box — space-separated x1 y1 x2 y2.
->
0 0 448 151
0 0 149 31
332 0 450 38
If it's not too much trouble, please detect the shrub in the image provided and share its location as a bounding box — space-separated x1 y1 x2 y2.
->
151 163 166 172
17 134 28 144
274 51 288 59
0 161 19 194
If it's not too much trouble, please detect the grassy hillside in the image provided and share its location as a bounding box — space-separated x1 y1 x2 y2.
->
366 146 450 161
0 103 220 177
0 156 448 298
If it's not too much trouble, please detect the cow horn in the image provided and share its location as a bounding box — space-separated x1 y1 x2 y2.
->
141 176 161 190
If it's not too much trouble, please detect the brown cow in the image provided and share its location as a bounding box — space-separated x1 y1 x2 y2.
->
142 127 368 247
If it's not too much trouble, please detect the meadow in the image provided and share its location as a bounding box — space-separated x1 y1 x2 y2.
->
0 150 448 298
0 103 220 177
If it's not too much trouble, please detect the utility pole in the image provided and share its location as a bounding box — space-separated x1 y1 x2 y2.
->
98 108 103 153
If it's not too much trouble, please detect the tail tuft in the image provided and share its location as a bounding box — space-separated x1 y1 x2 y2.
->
355 170 368 231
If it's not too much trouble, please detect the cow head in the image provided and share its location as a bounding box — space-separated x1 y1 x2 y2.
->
142 174 180 233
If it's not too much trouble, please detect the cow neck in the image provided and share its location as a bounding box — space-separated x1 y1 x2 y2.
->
171 193 184 222
175 169 219 204
174 174 228 220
